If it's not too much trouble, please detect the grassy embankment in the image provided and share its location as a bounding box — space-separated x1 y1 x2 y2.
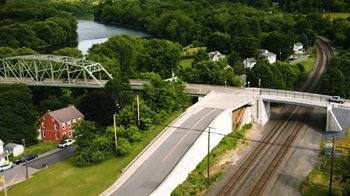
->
172 124 252 195
300 129 350 196
4 110 184 196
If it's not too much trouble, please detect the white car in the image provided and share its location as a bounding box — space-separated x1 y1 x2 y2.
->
0 163 14 172
58 139 76 148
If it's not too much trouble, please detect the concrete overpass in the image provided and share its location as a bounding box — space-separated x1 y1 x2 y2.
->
102 88 346 195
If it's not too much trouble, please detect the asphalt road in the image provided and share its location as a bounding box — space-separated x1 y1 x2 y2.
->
0 145 76 189
111 107 223 196
27 145 76 169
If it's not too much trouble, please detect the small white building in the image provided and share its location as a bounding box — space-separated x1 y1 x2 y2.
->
243 58 257 69
4 143 24 157
208 51 225 61
261 49 276 64
293 42 304 54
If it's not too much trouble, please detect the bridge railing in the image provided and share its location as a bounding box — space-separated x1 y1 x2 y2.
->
260 88 330 101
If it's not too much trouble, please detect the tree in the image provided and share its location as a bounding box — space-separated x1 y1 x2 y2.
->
104 78 133 109
53 47 83 58
77 90 118 126
136 39 182 79
206 32 231 54
116 137 132 156
142 73 189 113
0 84 38 145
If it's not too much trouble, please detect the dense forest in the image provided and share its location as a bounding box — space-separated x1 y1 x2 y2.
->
0 0 78 48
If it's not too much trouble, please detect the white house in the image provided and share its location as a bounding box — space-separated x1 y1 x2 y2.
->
243 58 257 69
261 49 276 64
208 51 225 61
293 42 304 54
0 139 11 165
4 143 24 157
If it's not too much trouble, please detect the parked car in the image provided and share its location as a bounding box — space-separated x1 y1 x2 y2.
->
15 154 38 165
328 96 345 104
58 139 75 148
0 163 14 172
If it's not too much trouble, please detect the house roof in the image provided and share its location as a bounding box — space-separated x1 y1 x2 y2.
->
0 139 3 145
208 51 223 60
262 51 276 57
245 58 257 64
295 42 303 47
44 105 84 123
4 143 22 150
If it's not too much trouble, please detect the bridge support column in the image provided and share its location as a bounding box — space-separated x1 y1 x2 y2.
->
326 105 342 132
252 97 270 125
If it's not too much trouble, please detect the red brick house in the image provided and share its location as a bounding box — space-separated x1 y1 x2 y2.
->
39 105 84 142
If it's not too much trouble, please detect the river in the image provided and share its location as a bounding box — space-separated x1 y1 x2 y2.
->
76 14 152 54
39 14 152 54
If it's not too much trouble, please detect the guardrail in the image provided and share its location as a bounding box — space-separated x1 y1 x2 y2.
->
260 88 329 101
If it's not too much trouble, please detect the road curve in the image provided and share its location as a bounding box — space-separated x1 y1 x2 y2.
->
110 107 223 195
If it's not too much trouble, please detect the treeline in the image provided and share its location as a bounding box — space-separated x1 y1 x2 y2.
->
0 0 77 48
320 50 350 98
278 0 350 13
93 0 350 58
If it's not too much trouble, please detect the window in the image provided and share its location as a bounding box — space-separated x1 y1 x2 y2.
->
54 124 58 130
52 118 54 122
68 131 72 137
55 133 58 140
42 131 46 137
41 122 45 128
63 132 66 136
68 121 71 128
62 123 66 130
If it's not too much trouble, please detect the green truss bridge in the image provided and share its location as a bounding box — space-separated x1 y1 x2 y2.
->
0 54 113 88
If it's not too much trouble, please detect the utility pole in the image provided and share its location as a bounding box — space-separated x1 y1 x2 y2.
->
137 95 140 125
329 136 335 196
113 114 117 149
207 127 211 179
22 139 28 179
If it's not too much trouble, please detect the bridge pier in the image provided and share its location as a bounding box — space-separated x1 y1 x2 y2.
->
252 98 270 125
326 105 342 132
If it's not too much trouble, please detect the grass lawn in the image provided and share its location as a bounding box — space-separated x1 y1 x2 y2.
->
182 46 206 56
180 58 194 68
323 13 350 20
300 129 350 195
5 110 184 196
299 56 316 74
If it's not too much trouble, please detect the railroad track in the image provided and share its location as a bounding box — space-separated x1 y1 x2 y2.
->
216 37 335 196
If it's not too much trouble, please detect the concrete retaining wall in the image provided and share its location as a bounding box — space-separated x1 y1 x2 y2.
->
151 107 234 195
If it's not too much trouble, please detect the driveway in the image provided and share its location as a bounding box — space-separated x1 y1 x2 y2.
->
290 54 310 65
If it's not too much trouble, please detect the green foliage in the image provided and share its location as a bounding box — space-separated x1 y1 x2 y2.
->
0 1 77 48
142 73 190 113
77 90 118 126
0 47 37 58
115 98 156 131
60 134 68 143
116 137 132 156
172 124 251 195
52 47 83 58
320 51 350 98
0 83 38 145
75 121 115 167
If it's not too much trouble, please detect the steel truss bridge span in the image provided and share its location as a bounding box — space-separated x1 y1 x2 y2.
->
0 55 113 88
